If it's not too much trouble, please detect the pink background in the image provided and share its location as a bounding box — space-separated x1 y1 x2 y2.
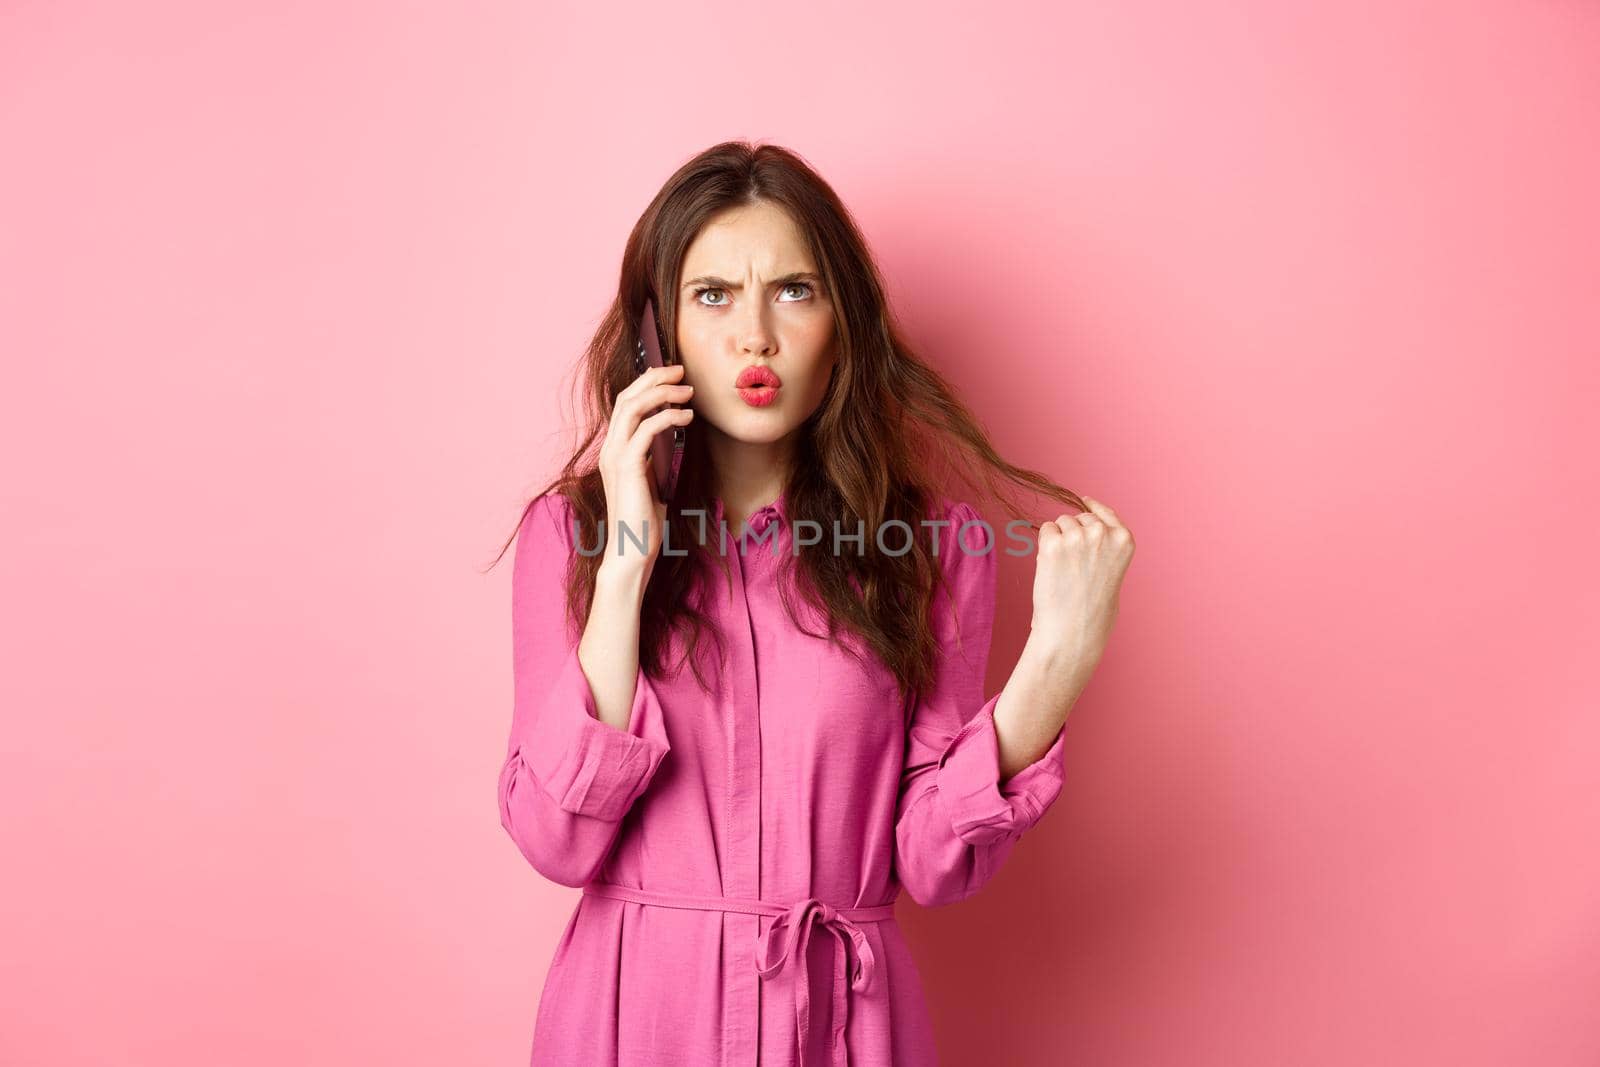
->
3 2 1597 1064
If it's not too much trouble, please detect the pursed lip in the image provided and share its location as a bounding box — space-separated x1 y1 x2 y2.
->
735 365 782 389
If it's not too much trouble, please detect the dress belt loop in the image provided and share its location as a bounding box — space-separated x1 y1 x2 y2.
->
582 881 898 1067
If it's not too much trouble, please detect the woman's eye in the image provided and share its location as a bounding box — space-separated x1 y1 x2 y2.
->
692 282 813 307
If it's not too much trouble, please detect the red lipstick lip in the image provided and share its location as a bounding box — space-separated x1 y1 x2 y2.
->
735 365 782 408
735 365 782 389
737 384 780 408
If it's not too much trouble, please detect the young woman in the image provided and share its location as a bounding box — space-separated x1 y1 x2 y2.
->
494 141 1135 1067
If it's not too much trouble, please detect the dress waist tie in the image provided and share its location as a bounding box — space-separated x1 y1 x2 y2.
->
582 880 898 1067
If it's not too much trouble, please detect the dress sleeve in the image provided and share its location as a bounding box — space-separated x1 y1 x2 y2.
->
892 500 1068 907
496 491 672 888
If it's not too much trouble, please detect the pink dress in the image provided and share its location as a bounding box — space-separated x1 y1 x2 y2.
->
498 489 1068 1066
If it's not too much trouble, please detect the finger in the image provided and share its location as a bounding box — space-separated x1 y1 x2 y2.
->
627 405 694 461
1078 494 1125 530
1080 496 1136 559
611 378 694 445
609 368 683 440
618 362 686 401
617 376 693 420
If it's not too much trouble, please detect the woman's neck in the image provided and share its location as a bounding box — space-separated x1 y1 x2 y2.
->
707 434 794 529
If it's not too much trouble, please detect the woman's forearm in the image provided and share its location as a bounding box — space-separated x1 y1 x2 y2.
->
576 560 651 731
991 635 1098 783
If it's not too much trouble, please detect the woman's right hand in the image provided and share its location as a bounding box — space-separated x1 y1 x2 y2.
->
597 362 695 578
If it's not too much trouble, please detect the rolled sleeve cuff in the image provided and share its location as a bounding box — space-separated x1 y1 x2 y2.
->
935 692 1067 845
515 646 671 821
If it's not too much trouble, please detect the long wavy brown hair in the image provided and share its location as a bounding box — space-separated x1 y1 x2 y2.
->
488 140 1083 709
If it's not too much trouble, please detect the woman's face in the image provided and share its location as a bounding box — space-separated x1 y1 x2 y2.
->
674 201 837 453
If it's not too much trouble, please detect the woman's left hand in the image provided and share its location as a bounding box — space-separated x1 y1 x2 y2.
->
1028 494 1136 674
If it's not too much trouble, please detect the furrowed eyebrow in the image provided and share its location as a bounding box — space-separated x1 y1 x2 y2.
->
681 271 821 292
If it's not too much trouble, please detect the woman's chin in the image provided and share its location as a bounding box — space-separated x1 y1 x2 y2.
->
705 409 797 445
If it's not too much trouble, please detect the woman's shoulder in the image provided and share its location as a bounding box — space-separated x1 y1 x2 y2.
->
517 489 579 553
927 494 983 525
892 494 991 588
923 494 992 552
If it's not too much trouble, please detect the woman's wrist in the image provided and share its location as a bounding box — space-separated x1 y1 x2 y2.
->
596 556 652 604
1021 627 1102 685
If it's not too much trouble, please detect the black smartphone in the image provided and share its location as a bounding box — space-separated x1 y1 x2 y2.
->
633 297 685 503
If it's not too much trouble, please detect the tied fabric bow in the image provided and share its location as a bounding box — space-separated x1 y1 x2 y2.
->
754 898 879 1067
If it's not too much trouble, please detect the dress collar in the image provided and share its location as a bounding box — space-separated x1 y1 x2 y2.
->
712 489 788 533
